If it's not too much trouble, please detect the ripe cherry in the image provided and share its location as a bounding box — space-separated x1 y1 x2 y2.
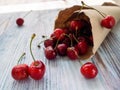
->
44 46 57 60
44 38 54 48
12 64 29 80
70 20 84 31
80 62 98 79
56 43 68 56
29 34 46 80
101 15 115 29
67 47 78 60
11 53 29 80
16 18 24 26
29 60 45 80
76 40 88 55
53 28 65 40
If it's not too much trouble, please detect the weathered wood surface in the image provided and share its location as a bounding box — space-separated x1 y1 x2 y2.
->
0 9 120 90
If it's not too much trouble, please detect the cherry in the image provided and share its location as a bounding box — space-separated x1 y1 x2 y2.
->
12 64 29 80
29 33 46 80
53 28 65 40
16 18 24 26
70 20 84 31
56 43 68 56
29 60 45 80
44 46 57 60
11 53 29 80
80 62 98 79
101 15 116 29
76 40 88 55
44 38 54 48
62 37 71 47
67 47 78 60
81 1 116 29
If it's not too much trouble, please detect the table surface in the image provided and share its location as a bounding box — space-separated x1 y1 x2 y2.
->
0 1 120 90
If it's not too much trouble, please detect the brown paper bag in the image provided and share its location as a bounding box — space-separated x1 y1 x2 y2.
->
54 4 120 60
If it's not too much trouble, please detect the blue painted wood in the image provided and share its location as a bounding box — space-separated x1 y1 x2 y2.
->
0 9 119 90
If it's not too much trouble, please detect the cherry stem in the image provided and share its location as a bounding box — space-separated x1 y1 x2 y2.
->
30 33 36 61
23 10 32 18
17 52 26 65
54 33 73 49
73 34 79 43
79 60 83 66
81 1 106 18
65 34 73 46
54 34 64 49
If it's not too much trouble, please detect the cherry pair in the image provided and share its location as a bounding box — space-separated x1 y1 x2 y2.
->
11 34 46 80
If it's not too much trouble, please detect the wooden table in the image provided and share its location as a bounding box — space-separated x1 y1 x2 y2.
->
0 1 120 90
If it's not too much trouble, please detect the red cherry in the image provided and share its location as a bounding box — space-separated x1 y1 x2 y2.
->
53 28 65 40
29 60 46 80
29 34 46 80
44 46 57 60
76 40 88 55
44 38 54 48
11 64 29 80
56 43 68 56
67 47 78 60
16 18 24 26
101 15 115 29
70 20 84 31
80 62 98 79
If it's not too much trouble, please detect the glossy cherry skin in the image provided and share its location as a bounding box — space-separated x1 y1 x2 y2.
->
67 47 78 60
76 41 88 55
44 46 57 60
80 62 98 79
56 43 68 56
53 28 65 40
101 16 115 29
11 64 29 80
44 38 54 48
29 60 46 80
70 20 84 31
16 18 24 26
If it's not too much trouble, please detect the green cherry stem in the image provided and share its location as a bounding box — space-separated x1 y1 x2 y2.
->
23 10 32 18
54 34 64 49
73 34 79 43
17 52 26 65
54 33 73 49
30 33 36 61
64 34 73 46
81 1 106 18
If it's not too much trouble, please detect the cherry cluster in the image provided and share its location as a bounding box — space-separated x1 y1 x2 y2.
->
43 19 98 78
44 20 93 60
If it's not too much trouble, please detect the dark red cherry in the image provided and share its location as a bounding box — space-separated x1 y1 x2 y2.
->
44 46 57 60
44 38 54 48
76 40 88 55
56 43 68 56
67 47 78 60
70 20 84 31
16 18 24 26
53 28 65 40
